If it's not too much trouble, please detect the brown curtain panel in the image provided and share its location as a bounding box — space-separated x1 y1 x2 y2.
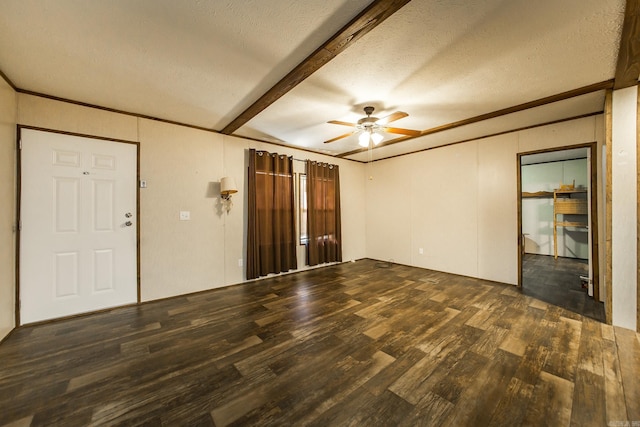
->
247 149 297 280
306 160 342 266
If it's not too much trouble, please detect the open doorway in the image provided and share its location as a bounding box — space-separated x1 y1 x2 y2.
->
517 144 604 322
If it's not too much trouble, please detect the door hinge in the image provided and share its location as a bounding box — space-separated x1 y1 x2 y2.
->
18 139 21 149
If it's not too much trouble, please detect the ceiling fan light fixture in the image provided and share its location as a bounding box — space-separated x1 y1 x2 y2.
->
358 131 370 147
371 132 383 145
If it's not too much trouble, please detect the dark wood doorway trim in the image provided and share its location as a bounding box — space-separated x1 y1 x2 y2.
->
516 143 600 305
604 90 613 325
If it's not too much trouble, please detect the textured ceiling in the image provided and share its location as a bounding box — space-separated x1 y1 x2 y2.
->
0 0 627 161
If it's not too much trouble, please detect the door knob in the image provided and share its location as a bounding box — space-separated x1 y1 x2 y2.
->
125 221 133 227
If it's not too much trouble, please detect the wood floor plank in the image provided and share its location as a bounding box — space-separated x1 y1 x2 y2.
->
464 307 495 331
362 347 426 397
442 349 520 427
569 317 607 426
389 325 484 405
577 317 605 376
601 323 616 341
430 349 489 403
500 309 544 357
210 387 270 426
570 368 606 426
280 350 396 425
486 377 534 426
522 370 574 427
514 343 551 386
0 259 637 426
304 350 396 420
542 316 582 381
603 338 630 425
305 386 378 427
378 306 458 358
399 391 454 427
351 389 416 427
614 326 640 422
469 324 510 358
0 416 33 427
415 307 480 355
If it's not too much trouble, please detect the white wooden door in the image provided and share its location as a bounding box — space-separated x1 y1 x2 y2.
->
20 129 138 324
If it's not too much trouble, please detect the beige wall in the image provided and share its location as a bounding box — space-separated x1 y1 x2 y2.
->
0 79 16 340
366 116 604 287
15 94 367 305
138 119 226 300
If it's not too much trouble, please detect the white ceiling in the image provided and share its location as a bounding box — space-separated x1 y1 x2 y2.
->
0 0 628 161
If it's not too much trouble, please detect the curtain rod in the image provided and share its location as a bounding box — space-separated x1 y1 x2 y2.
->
254 149 332 164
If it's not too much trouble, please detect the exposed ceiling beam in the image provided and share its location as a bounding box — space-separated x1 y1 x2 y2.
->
614 0 640 89
337 80 614 158
220 0 412 135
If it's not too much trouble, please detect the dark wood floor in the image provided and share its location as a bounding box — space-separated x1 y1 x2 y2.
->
1 259 638 426
522 253 605 322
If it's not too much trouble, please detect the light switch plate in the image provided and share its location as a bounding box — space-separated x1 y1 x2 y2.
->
179 211 190 221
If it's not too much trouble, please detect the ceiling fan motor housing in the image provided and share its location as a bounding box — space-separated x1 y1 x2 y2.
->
358 106 379 130
358 117 378 126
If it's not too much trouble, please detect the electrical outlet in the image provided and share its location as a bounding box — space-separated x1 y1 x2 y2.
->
179 211 190 221
238 259 243 267
419 248 424 255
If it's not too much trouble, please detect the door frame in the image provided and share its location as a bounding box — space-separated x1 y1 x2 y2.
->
15 125 141 326
516 142 600 303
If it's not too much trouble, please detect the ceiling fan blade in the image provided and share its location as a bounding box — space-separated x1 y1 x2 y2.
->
324 131 356 143
377 111 408 125
328 120 357 127
382 127 422 136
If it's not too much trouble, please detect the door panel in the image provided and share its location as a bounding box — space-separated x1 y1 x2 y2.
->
93 249 114 291
93 180 115 231
54 251 79 297
20 129 137 324
55 177 80 232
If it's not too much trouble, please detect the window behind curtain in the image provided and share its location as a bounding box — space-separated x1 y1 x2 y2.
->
299 174 308 244
247 149 297 279
306 160 342 266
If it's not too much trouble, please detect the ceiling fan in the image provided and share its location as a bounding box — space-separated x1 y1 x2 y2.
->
324 106 421 147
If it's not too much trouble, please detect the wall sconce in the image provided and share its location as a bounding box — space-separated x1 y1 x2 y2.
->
220 176 238 212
